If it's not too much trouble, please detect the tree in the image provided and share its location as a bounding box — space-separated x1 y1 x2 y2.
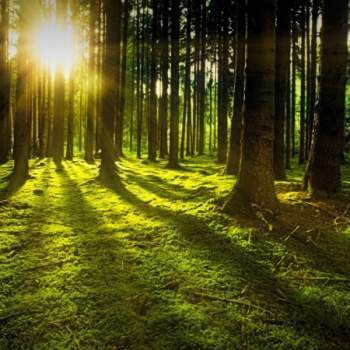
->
299 0 306 165
99 0 121 182
274 0 291 180
12 1 31 183
159 0 169 158
224 0 278 213
217 0 229 164
52 0 67 168
226 0 245 175
168 0 180 168
308 0 348 194
0 0 10 164
148 0 158 161
85 0 97 164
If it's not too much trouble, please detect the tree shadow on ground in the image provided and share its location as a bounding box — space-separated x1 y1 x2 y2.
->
100 170 350 348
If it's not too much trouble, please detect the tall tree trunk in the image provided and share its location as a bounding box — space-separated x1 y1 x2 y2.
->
225 0 278 213
198 0 206 155
0 0 10 164
217 1 228 164
66 0 78 161
309 0 348 195
119 0 130 158
113 0 122 159
273 0 291 180
159 0 169 158
181 2 191 159
148 0 158 161
85 0 97 163
226 0 245 175
13 3 30 183
299 0 306 165
99 0 121 181
52 0 67 168
168 0 180 168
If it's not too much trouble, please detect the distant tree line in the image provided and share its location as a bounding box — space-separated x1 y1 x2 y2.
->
0 0 348 210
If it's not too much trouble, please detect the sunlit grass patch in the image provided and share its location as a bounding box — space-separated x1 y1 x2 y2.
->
1 157 350 349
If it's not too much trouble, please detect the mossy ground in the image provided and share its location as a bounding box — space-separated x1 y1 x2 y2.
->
0 156 350 350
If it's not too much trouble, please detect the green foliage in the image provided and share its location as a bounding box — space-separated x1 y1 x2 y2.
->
1 157 350 349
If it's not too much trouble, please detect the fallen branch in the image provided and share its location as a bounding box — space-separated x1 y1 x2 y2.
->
284 226 300 242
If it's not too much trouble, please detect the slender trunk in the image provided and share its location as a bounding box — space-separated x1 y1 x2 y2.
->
273 0 291 180
0 0 10 164
226 0 245 175
168 0 180 168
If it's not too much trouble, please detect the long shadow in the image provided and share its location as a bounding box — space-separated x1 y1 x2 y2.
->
55 166 157 348
0 165 56 349
123 168 218 201
101 176 350 347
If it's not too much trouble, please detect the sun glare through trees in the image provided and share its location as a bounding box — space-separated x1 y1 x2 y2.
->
1 0 350 349
34 20 78 76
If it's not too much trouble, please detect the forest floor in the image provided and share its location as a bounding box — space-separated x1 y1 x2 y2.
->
0 156 350 350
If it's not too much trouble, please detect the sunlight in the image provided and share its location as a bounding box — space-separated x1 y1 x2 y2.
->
34 20 77 77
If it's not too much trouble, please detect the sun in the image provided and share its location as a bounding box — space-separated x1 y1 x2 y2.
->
34 20 77 76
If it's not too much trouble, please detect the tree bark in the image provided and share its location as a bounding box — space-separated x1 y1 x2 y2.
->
224 0 278 213
168 0 180 168
226 0 245 175
309 0 348 195
273 0 291 180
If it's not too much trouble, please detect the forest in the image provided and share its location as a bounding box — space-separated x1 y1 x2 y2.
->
0 0 350 349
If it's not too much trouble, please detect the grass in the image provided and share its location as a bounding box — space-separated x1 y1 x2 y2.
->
0 156 350 349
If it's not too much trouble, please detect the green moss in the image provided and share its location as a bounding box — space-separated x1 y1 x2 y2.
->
1 157 350 349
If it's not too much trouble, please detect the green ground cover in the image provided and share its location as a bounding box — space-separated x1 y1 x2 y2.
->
0 157 350 349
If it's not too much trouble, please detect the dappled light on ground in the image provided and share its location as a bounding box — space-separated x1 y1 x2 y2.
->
1 158 350 349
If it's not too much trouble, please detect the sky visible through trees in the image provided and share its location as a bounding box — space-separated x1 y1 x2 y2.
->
1 0 350 349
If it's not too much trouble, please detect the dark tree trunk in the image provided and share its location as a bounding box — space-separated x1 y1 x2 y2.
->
309 0 348 195
273 0 291 180
181 2 191 159
52 0 67 168
0 0 10 164
168 0 180 168
299 0 306 165
217 1 228 164
85 0 96 163
291 6 297 157
13 4 30 182
119 0 130 158
99 0 121 181
148 0 158 161
159 0 169 158
225 0 278 213
307 0 319 156
113 0 122 159
226 0 245 175
198 0 206 155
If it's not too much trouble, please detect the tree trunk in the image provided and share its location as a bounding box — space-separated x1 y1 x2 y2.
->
13 3 30 182
52 0 67 168
309 0 348 195
226 0 245 175
148 0 158 161
168 0 180 168
99 0 121 181
273 0 291 180
299 0 306 165
0 0 10 164
85 0 97 163
224 0 278 213
119 0 130 158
